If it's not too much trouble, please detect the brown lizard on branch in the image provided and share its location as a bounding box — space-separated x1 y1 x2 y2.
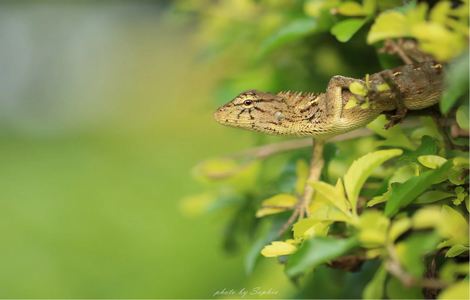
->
213 43 444 234
214 61 443 138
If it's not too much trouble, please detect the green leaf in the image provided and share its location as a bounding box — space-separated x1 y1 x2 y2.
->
256 193 297 217
367 115 415 150
384 161 453 216
440 261 469 283
261 240 297 257
367 11 408 44
337 1 366 16
445 244 469 258
363 263 387 299
412 206 442 229
295 160 310 195
415 190 454 204
386 276 423 299
456 104 469 130
285 237 358 277
389 217 412 242
441 53 470 114
311 180 350 214
453 186 467 205
358 211 390 247
430 1 452 24
293 218 330 240
396 232 441 277
362 0 377 15
418 155 447 169
260 18 318 56
331 18 367 42
440 205 469 245
438 280 470 300
344 149 403 214
411 22 466 61
389 163 420 184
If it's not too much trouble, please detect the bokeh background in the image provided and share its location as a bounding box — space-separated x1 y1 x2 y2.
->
1 1 467 299
0 1 294 298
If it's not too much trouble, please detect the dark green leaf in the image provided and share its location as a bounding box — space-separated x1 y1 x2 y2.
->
384 161 453 216
363 263 387 299
259 19 318 56
456 104 469 130
331 18 368 42
441 53 469 114
285 237 358 277
244 217 284 274
399 135 439 164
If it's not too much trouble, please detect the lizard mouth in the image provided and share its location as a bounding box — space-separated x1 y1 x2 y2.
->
213 108 251 125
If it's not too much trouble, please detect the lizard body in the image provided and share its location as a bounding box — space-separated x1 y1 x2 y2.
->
214 61 443 138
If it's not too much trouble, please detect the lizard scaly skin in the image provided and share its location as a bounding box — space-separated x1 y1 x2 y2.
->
214 61 443 138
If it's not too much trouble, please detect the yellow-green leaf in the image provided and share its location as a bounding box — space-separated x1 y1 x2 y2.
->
445 244 469 258
261 241 297 257
293 218 329 240
440 205 469 245
358 210 390 247
337 1 365 16
344 149 403 214
412 206 442 229
389 217 412 242
438 280 470 300
256 194 297 218
367 11 408 44
309 190 353 223
418 155 448 169
411 22 466 61
311 180 349 214
295 160 309 195
413 205 469 245
430 1 452 25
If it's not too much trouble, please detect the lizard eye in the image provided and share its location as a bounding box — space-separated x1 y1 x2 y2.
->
243 100 253 107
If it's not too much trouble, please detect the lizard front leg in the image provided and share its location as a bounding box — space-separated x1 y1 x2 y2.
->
324 75 364 123
377 71 408 129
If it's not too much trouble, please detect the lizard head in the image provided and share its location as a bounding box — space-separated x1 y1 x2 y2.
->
214 89 293 135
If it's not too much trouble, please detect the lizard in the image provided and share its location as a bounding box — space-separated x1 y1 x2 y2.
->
213 60 443 139
213 44 444 234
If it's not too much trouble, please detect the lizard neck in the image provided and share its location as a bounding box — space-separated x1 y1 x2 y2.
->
274 91 336 137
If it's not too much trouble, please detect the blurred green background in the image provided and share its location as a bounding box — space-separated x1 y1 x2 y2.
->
0 1 292 298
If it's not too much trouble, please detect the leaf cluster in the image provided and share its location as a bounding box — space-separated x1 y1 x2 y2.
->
178 0 469 298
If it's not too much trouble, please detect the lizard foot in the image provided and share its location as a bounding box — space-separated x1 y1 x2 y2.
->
384 108 408 129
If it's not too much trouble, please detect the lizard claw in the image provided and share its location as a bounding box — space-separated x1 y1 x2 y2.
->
384 108 408 129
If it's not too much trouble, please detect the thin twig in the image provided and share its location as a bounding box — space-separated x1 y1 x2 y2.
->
277 139 325 236
233 127 373 160
382 39 414 65
386 244 448 290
